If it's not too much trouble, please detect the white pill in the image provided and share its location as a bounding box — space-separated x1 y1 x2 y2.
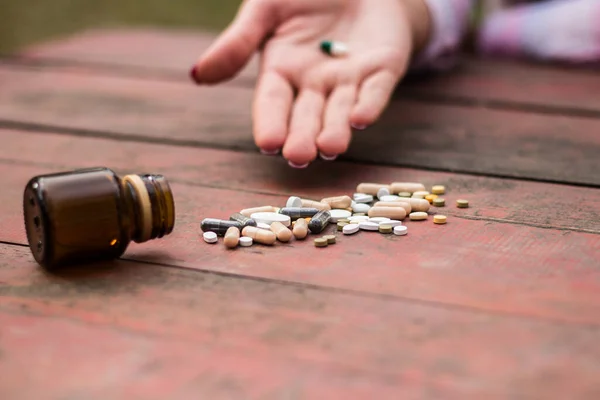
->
368 217 391 223
377 187 390 200
359 221 379 231
412 191 430 199
349 216 369 223
203 231 218 243
256 222 271 230
286 196 302 208
239 236 253 247
394 225 408 236
352 203 371 213
353 193 374 203
329 209 352 223
343 223 360 235
379 195 401 202
382 220 402 228
250 212 291 227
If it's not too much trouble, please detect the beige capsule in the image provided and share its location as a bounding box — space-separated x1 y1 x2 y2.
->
301 199 331 211
224 226 240 249
270 221 293 242
356 183 390 196
240 205 276 217
293 218 309 240
367 206 407 220
409 212 428 221
390 182 426 194
320 195 352 209
406 198 430 212
241 226 277 245
372 201 411 214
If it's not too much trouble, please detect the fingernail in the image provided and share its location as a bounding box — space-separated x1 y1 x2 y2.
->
189 66 200 84
260 148 281 156
351 123 367 130
319 152 338 161
288 160 309 169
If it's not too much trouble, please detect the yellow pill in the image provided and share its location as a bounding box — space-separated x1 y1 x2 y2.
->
323 235 336 244
434 215 447 224
456 199 469 208
425 194 438 204
412 191 430 199
432 185 445 195
314 238 328 247
409 212 428 221
433 198 445 207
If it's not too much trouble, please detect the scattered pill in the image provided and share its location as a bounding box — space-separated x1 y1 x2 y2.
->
229 212 257 228
432 185 445 195
356 183 390 196
308 210 331 234
321 195 352 209
359 221 380 231
256 222 271 230
353 213 366 217
368 217 391 223
343 223 360 235
377 187 390 200
338 218 350 224
349 216 369 223
314 237 329 247
394 225 408 236
457 199 469 208
337 222 349 231
406 198 430 212
301 199 331 211
329 209 352 223
250 212 291 227
352 202 371 213
239 236 253 247
201 218 243 236
241 226 277 245
240 206 276 217
368 207 407 220
224 226 240 248
381 220 402 228
279 207 319 220
320 40 349 57
425 194 438 204
353 193 374 203
433 215 447 225
271 221 293 242
390 182 426 194
433 198 445 207
397 192 412 198
323 235 336 244
412 191 430 199
379 224 393 234
379 195 401 202
286 196 303 208
409 212 428 221
373 201 411 214
203 231 218 244
292 218 309 240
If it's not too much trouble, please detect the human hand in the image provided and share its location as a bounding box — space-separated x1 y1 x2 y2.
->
191 0 430 167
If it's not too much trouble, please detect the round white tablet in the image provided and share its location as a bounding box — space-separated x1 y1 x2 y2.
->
250 212 291 227
368 217 391 223
377 187 390 199
256 222 271 230
379 195 401 202
382 220 402 228
203 231 218 243
286 196 302 208
239 236 253 246
329 209 352 223
352 203 370 213
394 225 408 236
359 221 379 231
353 193 373 203
343 223 360 235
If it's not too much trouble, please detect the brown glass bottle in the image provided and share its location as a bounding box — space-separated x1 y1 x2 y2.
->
23 167 175 269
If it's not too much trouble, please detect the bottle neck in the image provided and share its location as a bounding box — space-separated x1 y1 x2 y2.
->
122 174 175 243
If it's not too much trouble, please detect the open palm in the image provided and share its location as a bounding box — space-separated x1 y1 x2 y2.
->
191 0 416 167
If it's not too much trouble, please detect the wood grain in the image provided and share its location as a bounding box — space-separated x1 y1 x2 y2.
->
1 67 599 185
2 130 600 325
2 244 600 399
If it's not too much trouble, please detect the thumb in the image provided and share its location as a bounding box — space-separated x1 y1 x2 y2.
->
190 0 277 84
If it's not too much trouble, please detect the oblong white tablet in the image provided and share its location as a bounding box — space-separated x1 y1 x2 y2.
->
359 221 379 231
250 212 291 227
343 223 360 235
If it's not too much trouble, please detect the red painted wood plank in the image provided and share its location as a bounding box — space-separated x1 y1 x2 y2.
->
1 68 599 185
1 130 600 324
16 29 600 112
2 244 600 398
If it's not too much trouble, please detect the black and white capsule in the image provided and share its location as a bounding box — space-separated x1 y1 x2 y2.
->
229 212 257 228
279 207 319 220
308 210 331 234
200 218 242 236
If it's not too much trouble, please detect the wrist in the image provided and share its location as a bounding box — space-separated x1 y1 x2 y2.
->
400 0 433 55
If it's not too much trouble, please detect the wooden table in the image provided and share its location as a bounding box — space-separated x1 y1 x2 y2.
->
1 28 599 399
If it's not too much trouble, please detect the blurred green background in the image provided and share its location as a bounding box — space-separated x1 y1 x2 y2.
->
0 0 241 53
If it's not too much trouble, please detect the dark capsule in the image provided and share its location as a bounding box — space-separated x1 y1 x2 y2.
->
200 218 242 236
279 207 319 220
229 212 257 227
308 210 331 234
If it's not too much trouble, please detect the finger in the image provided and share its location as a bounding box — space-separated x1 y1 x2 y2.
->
283 89 325 168
316 85 356 160
253 71 294 154
350 70 398 127
190 0 277 84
